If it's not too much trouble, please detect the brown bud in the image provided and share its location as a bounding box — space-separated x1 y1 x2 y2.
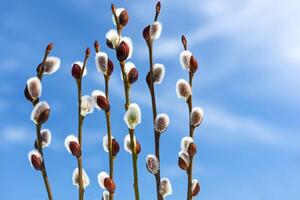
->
97 95 110 112
189 56 198 73
31 154 43 171
178 157 188 170
106 39 114 49
181 35 187 50
112 139 120 157
71 64 82 79
37 109 50 125
107 59 114 76
119 10 129 27
111 4 116 13
46 43 53 52
116 41 130 61
146 71 151 87
24 85 33 102
36 63 44 74
104 177 116 193
192 182 200 196
94 40 100 52
188 143 197 156
85 47 90 57
69 141 81 158
135 141 141 154
127 68 138 84
156 2 161 13
143 25 151 41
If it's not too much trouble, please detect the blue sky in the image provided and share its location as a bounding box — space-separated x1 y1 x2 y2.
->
1 0 300 199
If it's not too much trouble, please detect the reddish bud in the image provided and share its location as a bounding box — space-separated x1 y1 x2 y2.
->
107 59 114 76
116 41 130 61
178 157 188 170
135 141 141 154
156 2 161 13
69 141 81 158
106 39 114 49
31 154 43 171
181 35 188 50
112 139 120 157
94 41 100 52
146 71 151 87
189 56 198 73
127 68 138 84
188 143 197 156
97 95 110 112
119 10 129 27
46 43 53 52
192 182 200 196
71 64 82 79
111 4 116 13
104 178 116 193
143 25 151 41
86 47 90 57
37 109 50 125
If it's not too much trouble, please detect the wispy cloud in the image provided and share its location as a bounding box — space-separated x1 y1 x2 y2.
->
0 126 32 144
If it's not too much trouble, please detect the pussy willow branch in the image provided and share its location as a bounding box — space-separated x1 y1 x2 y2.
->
76 50 89 200
185 45 196 200
145 5 163 200
32 44 53 200
94 45 115 200
146 36 162 200
111 5 140 200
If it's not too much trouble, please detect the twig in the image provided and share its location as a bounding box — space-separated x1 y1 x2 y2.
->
33 43 54 200
111 4 140 199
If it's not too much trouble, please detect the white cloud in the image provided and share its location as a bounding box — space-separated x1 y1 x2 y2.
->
1 127 32 144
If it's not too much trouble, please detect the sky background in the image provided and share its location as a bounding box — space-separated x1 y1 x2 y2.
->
0 0 300 199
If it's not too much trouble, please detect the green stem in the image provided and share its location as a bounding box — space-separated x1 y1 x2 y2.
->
129 129 140 200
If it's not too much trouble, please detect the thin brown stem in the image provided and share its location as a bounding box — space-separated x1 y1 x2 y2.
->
35 124 53 200
32 44 53 200
186 72 195 200
147 41 162 200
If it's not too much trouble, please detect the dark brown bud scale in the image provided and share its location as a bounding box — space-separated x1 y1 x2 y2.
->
112 139 120 157
127 68 138 84
178 157 188 170
143 25 151 41
31 154 42 171
94 40 100 52
24 85 33 102
192 182 200 196
36 63 44 74
189 56 198 73
71 64 82 79
188 143 197 156
119 10 129 27
146 71 151 87
97 95 110 112
107 59 114 76
104 177 116 193
69 141 81 158
106 39 114 49
36 109 50 125
116 41 130 61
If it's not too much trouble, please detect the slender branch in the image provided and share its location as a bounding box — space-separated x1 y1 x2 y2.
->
111 5 140 199
186 72 195 200
76 49 90 200
32 44 54 200
147 41 162 200
94 43 115 200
